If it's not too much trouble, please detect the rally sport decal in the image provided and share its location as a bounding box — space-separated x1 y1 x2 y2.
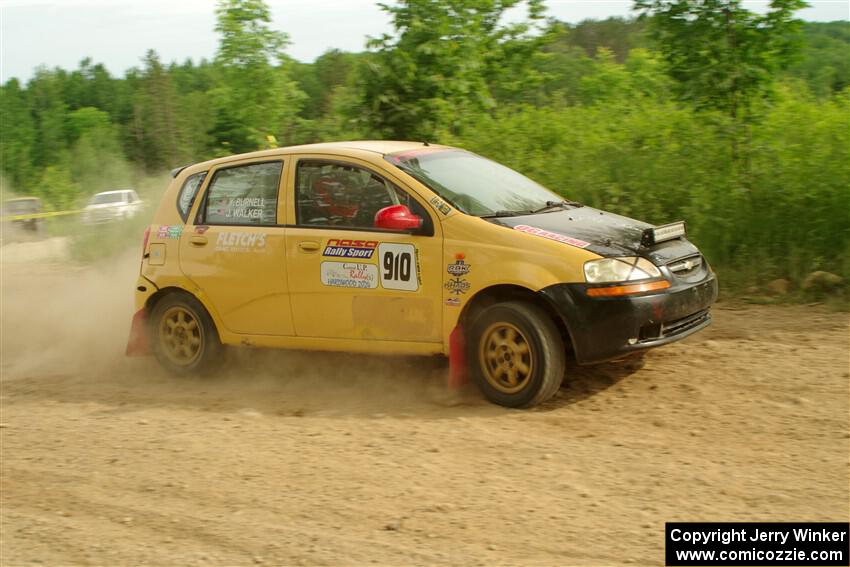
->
323 238 378 259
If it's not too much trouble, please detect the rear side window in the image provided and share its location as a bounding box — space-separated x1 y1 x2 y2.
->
177 172 206 222
202 161 282 226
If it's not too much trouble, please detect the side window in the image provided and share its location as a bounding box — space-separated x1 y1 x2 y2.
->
295 161 431 232
202 161 282 226
177 172 206 221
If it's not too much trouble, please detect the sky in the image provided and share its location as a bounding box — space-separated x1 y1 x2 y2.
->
1 0 848 83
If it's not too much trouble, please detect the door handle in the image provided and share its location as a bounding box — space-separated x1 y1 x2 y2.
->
298 241 320 252
190 236 208 246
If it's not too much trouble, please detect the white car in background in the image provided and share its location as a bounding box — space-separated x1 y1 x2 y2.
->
83 189 144 224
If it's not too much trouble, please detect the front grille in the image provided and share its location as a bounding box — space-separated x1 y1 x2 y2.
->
667 254 703 277
661 309 710 338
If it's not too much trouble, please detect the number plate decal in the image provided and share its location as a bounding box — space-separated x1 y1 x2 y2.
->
378 243 419 291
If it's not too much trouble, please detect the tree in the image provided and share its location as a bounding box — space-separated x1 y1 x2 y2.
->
212 0 304 151
349 0 549 140
27 68 70 167
0 79 37 192
634 0 807 120
129 50 182 170
789 21 850 96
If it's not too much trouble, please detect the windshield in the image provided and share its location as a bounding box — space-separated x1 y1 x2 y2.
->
90 192 126 205
2 199 40 213
385 149 561 216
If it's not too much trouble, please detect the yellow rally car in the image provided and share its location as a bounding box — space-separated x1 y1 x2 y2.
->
126 141 717 408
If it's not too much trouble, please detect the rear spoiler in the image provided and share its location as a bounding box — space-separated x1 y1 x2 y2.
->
641 221 686 247
170 165 189 178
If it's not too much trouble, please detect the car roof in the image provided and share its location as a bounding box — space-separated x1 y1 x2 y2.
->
93 189 134 195
176 141 454 177
3 197 41 203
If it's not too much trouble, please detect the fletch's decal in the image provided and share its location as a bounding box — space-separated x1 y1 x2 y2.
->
379 243 419 291
156 225 183 239
215 232 267 253
321 262 378 289
323 238 378 259
513 224 590 249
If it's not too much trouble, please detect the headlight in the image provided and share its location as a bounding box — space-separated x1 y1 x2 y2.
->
584 257 661 283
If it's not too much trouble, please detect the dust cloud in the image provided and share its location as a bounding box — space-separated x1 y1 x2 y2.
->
1 239 140 379
0 235 468 416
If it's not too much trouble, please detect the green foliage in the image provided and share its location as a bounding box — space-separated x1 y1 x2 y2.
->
0 79 36 190
449 56 850 286
213 0 305 151
69 121 132 195
31 164 81 211
634 0 807 119
788 21 850 96
348 0 549 139
549 16 649 62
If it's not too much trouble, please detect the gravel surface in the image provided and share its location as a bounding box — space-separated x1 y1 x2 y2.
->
2 240 848 566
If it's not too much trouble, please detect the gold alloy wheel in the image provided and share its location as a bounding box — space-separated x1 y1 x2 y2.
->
478 322 534 394
158 306 203 366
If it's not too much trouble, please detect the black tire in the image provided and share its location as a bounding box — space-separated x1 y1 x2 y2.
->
150 292 222 376
467 301 565 408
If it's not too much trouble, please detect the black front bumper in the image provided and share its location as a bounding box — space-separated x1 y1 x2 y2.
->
539 274 718 364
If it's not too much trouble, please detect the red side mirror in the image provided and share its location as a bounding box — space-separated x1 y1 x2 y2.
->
374 205 423 231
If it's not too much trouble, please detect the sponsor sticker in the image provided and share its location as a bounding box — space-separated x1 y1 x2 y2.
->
445 297 461 307
445 252 471 295
321 262 378 289
429 196 451 215
447 258 470 277
323 238 378 259
194 225 210 234
444 278 471 295
513 224 590 249
156 225 183 239
215 231 267 253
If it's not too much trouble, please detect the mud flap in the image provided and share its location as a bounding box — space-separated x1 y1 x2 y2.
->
125 308 151 356
448 325 468 389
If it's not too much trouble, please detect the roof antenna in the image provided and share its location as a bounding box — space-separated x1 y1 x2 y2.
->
423 140 430 146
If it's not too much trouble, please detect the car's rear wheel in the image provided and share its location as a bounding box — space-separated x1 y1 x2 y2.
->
468 301 565 408
150 293 222 375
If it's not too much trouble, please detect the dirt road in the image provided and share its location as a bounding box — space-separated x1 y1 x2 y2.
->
1 239 848 566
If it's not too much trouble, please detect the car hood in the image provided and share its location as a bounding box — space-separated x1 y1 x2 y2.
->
85 203 124 210
490 207 701 264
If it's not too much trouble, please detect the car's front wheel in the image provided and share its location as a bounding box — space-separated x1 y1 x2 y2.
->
468 301 565 408
150 292 222 375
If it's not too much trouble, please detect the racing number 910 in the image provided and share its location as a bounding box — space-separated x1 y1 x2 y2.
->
383 250 411 282
377 243 419 291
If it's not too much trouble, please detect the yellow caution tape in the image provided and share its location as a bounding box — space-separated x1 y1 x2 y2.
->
1 209 84 222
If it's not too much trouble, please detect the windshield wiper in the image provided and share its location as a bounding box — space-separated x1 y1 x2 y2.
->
529 200 583 214
479 210 529 218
